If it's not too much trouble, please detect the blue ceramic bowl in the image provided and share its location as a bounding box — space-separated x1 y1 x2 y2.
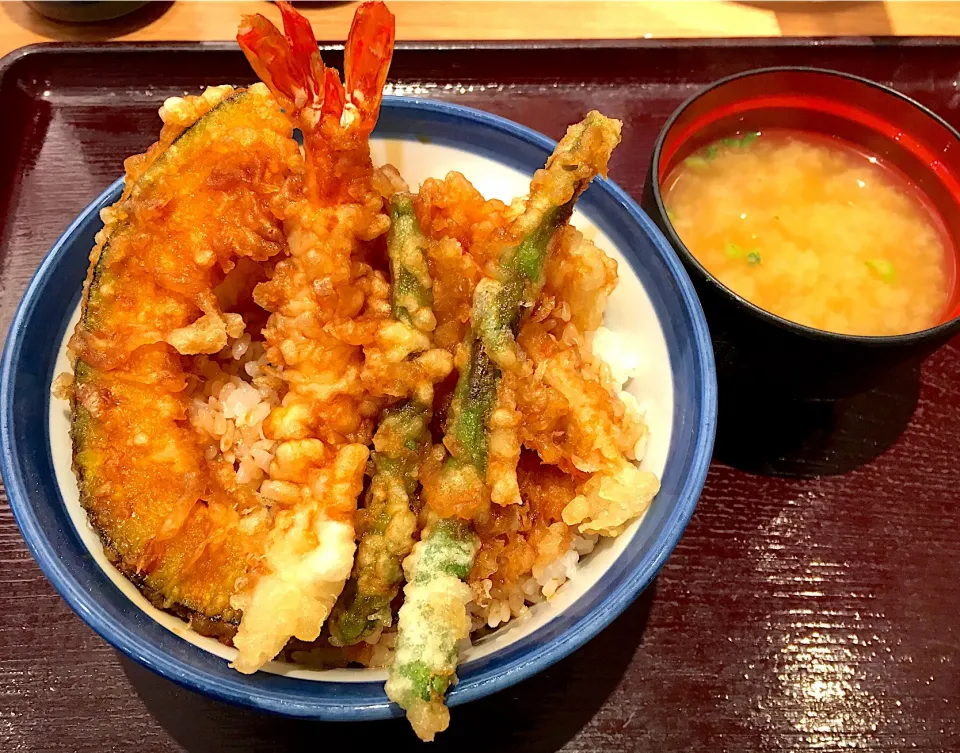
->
0 97 716 719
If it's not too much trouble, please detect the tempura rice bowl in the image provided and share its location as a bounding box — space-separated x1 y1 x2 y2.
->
3 97 716 716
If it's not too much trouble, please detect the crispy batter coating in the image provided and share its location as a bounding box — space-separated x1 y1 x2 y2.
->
231 443 368 672
417 175 501 350
61 8 658 733
471 454 577 589
511 227 639 473
459 222 654 594
229 0 401 673
254 187 391 446
70 84 300 626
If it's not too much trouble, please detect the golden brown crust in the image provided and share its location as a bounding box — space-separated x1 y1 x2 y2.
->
69 85 300 626
83 500 239 644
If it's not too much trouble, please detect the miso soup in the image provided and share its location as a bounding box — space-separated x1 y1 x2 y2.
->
663 130 953 336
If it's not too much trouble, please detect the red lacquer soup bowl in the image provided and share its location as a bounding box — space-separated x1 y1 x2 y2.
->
642 67 960 399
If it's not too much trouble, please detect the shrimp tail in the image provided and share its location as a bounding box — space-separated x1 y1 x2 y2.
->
237 2 338 124
275 0 326 94
238 1 393 135
324 67 347 123
344 1 396 132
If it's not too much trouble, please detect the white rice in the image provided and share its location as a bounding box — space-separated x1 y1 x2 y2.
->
467 532 599 632
592 326 642 389
187 335 281 487
593 325 650 461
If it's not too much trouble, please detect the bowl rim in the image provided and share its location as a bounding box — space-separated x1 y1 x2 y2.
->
0 94 717 718
648 65 960 347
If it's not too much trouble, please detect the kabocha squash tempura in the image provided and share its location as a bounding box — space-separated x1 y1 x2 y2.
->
56 0 662 742
64 85 300 636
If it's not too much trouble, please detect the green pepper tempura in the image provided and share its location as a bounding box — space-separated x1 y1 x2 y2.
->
329 193 441 647
383 518 479 741
386 110 623 741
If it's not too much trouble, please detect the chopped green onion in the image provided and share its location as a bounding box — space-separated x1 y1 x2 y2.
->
724 242 744 259
711 131 760 152
746 251 762 265
866 258 896 283
687 132 760 165
666 209 676 224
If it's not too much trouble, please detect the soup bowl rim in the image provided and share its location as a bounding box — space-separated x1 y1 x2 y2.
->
648 64 960 347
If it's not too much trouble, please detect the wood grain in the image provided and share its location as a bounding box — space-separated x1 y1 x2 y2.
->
1 40 959 753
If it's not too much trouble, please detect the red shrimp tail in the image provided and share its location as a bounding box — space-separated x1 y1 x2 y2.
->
237 3 329 119
276 1 325 102
324 67 347 123
344 1 396 131
237 14 309 112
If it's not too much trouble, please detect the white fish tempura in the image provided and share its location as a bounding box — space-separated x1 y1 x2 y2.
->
231 444 368 673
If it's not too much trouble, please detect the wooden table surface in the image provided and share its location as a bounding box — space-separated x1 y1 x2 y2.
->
4 0 960 58
3 4 960 753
